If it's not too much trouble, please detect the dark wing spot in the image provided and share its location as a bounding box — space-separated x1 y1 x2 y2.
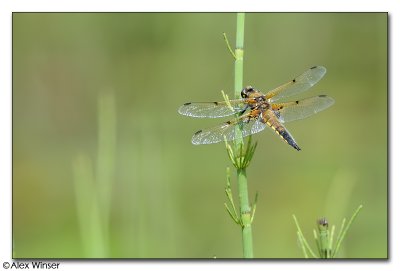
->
183 102 191 106
295 100 299 104
226 120 231 124
194 130 202 135
279 106 283 110
292 79 296 83
310 66 317 69
213 102 218 105
318 94 327 97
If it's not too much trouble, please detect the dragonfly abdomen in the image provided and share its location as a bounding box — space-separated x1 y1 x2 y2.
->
265 115 301 151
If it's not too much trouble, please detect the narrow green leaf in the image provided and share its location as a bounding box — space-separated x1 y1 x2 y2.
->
297 231 309 258
223 32 237 60
292 215 318 258
332 205 363 257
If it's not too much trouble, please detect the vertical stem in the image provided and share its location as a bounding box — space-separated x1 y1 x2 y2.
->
96 92 116 254
237 168 253 258
234 12 253 258
234 13 245 100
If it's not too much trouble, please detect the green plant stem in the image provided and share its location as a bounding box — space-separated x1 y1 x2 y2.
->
71 92 116 257
237 168 253 258
233 12 253 258
234 13 245 101
96 92 116 253
72 154 106 257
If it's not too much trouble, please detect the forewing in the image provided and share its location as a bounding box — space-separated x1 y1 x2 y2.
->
178 99 249 118
272 95 335 123
266 66 327 102
191 114 266 145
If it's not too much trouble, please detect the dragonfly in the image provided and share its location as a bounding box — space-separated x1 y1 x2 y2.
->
178 66 334 151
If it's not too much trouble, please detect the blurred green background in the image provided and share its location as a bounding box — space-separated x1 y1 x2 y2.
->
13 13 387 258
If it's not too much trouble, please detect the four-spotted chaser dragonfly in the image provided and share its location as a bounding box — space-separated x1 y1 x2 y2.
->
178 66 334 151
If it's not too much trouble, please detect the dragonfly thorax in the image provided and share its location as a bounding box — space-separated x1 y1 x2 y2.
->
242 86 269 110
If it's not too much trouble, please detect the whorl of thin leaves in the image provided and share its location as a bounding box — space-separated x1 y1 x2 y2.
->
293 205 363 258
225 136 258 170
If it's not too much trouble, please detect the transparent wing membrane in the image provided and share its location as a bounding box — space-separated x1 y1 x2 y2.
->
191 115 266 145
272 95 335 123
178 99 249 118
266 66 327 102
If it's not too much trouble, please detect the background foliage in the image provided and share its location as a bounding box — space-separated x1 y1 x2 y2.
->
13 13 387 258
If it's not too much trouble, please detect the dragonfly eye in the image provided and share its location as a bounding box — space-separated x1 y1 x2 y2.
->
241 86 254 98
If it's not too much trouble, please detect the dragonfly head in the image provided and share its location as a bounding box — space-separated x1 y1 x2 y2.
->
241 86 256 98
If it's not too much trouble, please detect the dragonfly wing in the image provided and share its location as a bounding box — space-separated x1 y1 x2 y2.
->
191 114 266 145
266 66 327 102
178 99 248 118
272 95 335 123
